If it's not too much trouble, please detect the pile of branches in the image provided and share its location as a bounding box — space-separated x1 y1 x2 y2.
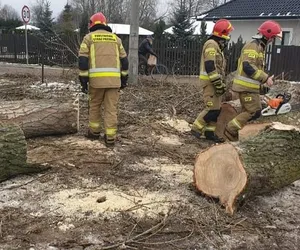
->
120 79 204 125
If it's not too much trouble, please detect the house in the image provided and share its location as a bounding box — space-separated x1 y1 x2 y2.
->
75 24 153 36
197 0 300 46
107 23 153 36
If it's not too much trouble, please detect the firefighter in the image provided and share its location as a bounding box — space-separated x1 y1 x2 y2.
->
224 20 282 141
78 12 129 147
138 35 157 75
191 19 234 143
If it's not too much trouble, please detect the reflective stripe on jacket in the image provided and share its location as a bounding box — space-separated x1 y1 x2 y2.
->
79 30 127 88
232 40 268 93
199 39 225 88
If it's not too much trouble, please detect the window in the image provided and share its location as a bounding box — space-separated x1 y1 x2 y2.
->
275 31 291 46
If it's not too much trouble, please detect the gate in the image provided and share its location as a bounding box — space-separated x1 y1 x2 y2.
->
269 45 300 81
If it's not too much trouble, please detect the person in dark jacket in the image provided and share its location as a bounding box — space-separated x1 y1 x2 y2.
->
138 35 157 75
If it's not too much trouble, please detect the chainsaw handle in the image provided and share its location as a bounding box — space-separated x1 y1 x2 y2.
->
276 93 291 103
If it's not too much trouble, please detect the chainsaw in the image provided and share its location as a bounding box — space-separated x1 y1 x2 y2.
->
261 92 292 116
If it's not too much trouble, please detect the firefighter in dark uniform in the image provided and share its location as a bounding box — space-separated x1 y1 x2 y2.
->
191 19 234 143
224 20 282 141
138 35 157 75
78 12 129 147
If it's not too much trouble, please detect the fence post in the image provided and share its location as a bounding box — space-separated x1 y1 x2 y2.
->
42 49 44 84
13 33 17 63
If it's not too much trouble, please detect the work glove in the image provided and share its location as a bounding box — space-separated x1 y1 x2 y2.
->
79 76 89 94
121 74 129 89
213 79 226 97
260 84 270 95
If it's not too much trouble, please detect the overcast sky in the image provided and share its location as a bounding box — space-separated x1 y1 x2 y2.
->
2 0 67 18
1 0 167 21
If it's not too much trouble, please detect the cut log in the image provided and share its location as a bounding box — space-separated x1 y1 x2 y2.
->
194 122 300 215
0 99 78 138
0 122 49 182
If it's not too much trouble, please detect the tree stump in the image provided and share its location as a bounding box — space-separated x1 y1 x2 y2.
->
194 122 300 215
0 122 48 182
0 99 78 138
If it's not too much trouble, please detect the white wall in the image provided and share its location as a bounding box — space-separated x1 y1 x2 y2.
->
229 19 300 46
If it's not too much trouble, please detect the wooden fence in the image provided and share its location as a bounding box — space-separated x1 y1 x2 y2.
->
0 33 300 81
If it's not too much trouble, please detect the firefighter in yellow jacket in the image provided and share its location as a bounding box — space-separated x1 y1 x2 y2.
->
78 12 129 147
224 20 282 141
191 19 234 143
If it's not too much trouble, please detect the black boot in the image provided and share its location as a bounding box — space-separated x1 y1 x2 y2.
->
85 130 100 140
191 129 202 139
204 131 225 143
104 135 115 147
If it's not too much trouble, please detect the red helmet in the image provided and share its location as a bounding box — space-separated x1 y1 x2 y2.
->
212 19 234 40
89 12 107 29
258 20 282 40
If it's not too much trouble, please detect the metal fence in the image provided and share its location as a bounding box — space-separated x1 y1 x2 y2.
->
1 33 300 81
153 38 245 76
0 33 79 66
269 45 300 81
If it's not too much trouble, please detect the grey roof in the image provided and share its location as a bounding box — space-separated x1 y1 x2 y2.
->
197 0 300 20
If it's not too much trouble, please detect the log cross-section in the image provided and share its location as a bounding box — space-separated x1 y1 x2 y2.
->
194 122 300 215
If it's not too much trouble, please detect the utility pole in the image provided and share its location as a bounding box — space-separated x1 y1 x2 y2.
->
128 0 139 84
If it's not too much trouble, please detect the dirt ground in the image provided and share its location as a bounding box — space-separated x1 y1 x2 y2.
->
0 67 300 250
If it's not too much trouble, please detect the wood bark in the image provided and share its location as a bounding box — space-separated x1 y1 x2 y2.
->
0 122 48 182
0 99 78 138
194 122 300 215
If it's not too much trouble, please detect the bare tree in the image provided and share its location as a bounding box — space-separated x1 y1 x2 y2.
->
0 4 19 20
138 0 158 28
105 0 128 23
208 0 226 8
70 0 124 26
31 0 47 25
167 0 226 20
69 0 160 29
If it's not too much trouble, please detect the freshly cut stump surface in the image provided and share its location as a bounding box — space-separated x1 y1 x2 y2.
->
194 143 247 214
194 122 300 215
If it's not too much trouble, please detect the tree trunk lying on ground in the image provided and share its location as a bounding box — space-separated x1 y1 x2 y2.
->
194 122 300 215
0 99 78 138
0 122 49 182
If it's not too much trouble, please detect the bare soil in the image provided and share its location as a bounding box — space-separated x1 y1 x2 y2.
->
0 69 300 250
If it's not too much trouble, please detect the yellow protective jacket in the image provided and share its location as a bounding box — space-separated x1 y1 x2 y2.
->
199 39 226 88
232 40 268 93
79 30 127 88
